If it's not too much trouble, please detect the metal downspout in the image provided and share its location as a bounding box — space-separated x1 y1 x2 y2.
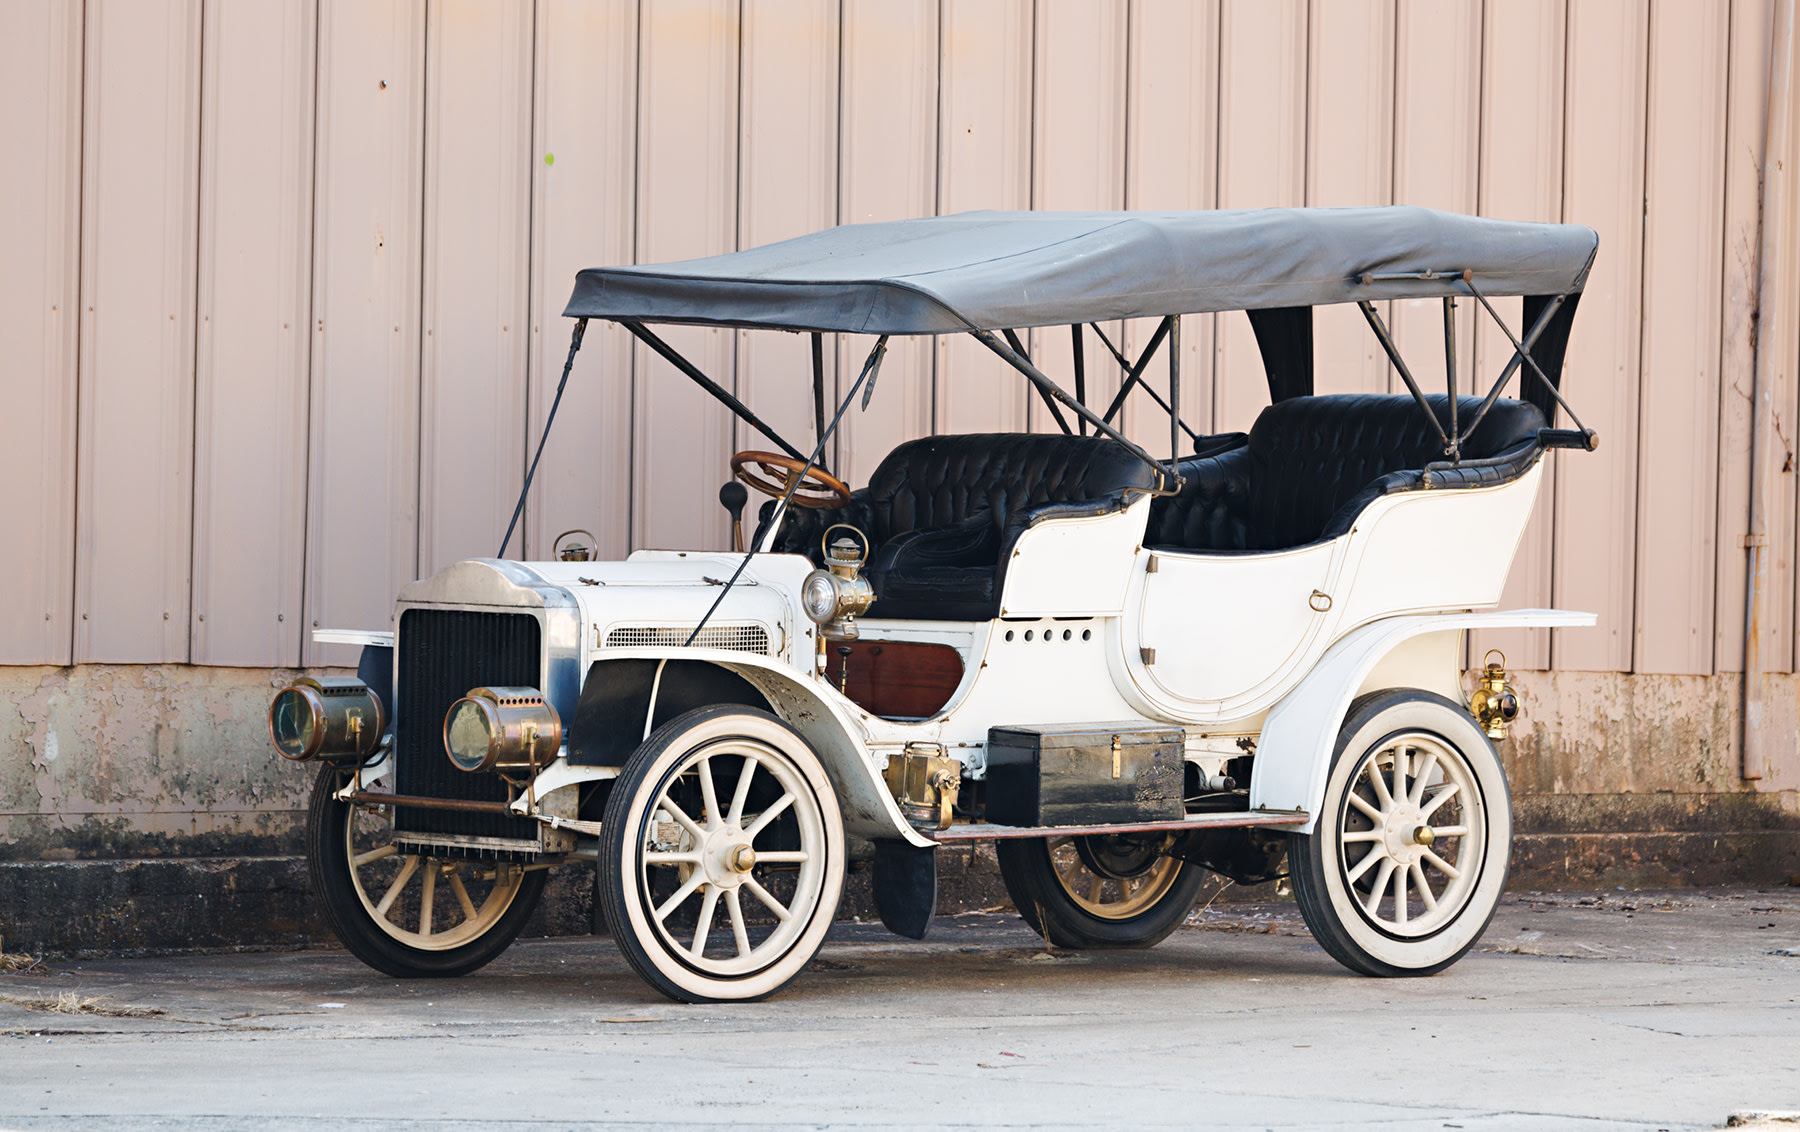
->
1743 0 1795 782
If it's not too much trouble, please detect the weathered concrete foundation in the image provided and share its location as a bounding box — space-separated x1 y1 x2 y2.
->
3 664 1798 956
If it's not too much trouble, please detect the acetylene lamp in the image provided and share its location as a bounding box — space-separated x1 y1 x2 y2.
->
268 676 385 763
800 524 875 642
1469 649 1520 740
443 687 563 775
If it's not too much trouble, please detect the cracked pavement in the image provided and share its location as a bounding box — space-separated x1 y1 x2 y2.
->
1 888 1797 1131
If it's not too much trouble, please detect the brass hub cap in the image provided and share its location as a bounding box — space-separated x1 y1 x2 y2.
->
699 825 758 889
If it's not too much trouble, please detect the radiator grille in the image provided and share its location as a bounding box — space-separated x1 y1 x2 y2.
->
605 623 771 654
394 608 541 842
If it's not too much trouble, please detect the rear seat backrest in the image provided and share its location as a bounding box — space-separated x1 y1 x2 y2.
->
1147 394 1545 552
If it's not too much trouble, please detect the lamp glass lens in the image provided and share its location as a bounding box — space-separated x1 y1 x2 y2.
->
445 699 495 771
269 689 318 759
802 572 838 621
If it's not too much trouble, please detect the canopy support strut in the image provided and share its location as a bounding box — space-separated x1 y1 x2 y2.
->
1071 324 1088 435
811 332 828 452
1004 329 1072 434
1357 300 1454 457
972 328 1180 491
620 320 808 462
1456 282 1591 445
497 318 588 557
1357 270 1592 450
1090 319 1201 449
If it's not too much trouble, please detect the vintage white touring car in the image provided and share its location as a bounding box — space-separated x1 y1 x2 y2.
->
269 207 1600 1002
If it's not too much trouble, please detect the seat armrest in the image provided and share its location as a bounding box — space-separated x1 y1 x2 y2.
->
1421 439 1544 487
1001 495 1134 546
1319 439 1544 540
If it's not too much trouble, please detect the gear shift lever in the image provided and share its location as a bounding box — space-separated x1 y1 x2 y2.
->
719 480 749 552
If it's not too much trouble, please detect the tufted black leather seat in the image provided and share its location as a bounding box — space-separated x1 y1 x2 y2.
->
761 433 1157 620
1146 394 1546 553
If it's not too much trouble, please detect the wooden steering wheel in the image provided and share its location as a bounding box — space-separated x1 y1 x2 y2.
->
730 450 852 509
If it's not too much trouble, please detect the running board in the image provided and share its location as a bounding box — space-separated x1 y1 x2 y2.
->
926 808 1309 842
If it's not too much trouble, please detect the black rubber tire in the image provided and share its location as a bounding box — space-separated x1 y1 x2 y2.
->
1287 689 1511 978
306 764 546 978
599 706 845 1003
997 836 1207 950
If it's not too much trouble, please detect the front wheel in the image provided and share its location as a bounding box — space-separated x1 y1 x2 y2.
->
1288 689 1511 977
599 706 846 1002
306 765 546 978
997 833 1207 949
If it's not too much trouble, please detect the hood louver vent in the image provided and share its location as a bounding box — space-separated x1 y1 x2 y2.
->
604 624 771 655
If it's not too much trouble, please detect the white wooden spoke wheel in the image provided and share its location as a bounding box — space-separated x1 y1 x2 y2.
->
305 766 545 978
1289 690 1512 977
601 707 844 1002
1335 733 1482 935
997 832 1207 950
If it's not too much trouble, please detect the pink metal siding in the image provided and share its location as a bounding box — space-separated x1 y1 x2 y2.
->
630 0 739 553
73 0 202 663
0 0 82 665
417 0 533 579
190 0 315 667
1634 0 1732 677
301 0 425 668
1553 0 1650 674
522 0 637 564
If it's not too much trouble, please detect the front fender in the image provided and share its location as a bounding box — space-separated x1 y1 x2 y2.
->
595 647 933 848
1248 608 1595 833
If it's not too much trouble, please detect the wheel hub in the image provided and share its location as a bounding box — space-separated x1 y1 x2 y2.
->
1381 802 1429 865
700 824 758 889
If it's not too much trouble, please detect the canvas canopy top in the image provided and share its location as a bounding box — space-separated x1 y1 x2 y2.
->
563 205 1599 335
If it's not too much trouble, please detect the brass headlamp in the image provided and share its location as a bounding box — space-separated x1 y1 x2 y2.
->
1469 649 1520 740
801 524 875 642
443 687 563 775
268 676 385 763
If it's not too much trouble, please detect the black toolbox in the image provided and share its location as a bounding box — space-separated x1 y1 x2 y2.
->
984 723 1185 827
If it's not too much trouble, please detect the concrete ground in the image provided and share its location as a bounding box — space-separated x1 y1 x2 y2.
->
1 888 1797 1132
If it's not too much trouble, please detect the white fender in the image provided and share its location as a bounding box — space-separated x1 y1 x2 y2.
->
595 646 935 849
1248 608 1596 833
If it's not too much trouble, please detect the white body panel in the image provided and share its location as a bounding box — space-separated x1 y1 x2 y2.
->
1114 461 1544 724
999 497 1150 617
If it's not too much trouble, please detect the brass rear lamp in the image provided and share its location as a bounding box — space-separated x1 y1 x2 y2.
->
443 687 562 774
1469 650 1520 740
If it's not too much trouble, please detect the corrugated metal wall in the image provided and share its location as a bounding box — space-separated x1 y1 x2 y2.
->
2 0 1796 683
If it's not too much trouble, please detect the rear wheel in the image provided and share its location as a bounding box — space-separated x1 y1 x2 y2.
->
307 765 545 978
600 706 845 1002
997 833 1207 949
1288 689 1510 977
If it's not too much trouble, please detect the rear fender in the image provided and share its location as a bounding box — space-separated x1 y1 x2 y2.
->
1249 609 1595 833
